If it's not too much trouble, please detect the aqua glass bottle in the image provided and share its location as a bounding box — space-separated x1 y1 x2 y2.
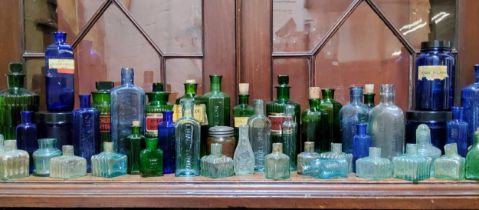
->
433 143 465 180
91 81 114 149
145 83 173 139
393 144 431 182
307 157 349 179
126 121 142 175
0 140 29 180
461 64 479 148
356 147 393 180
91 142 127 178
0 63 39 139
247 99 271 172
175 98 201 177
16 111 37 173
140 138 163 177
200 143 234 178
200 75 231 127
364 84 375 110
233 83 254 140
265 143 290 180
49 145 86 179
352 123 371 172
320 143 353 173
110 68 145 154
447 106 469 157
233 125 255 175
297 141 320 175
319 88 342 151
369 84 405 159
281 104 298 171
158 110 175 174
466 131 479 179
416 124 441 161
33 138 61 177
340 86 369 153
301 87 322 151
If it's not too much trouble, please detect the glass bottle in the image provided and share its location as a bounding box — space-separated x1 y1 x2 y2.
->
145 83 173 139
200 74 231 127
140 138 163 177
364 84 375 110
281 104 298 171
301 87 322 151
233 83 254 140
110 67 145 154
415 40 455 111
91 142 127 178
91 81 114 148
200 143 234 178
297 141 320 175
45 31 75 112
126 121 143 175
16 111 37 173
265 143 290 180
447 106 468 157
207 126 236 158
32 138 61 177
175 98 201 177
233 125 255 175
49 145 86 179
248 99 271 172
0 140 29 180
356 147 393 180
433 143 465 180
392 144 431 182
0 63 39 139
352 123 372 172
416 124 441 161
340 86 369 153
461 64 479 148
306 157 349 179
158 110 176 174
72 95 100 172
369 84 405 160
319 143 353 173
318 88 342 151
0 135 3 152
466 131 479 179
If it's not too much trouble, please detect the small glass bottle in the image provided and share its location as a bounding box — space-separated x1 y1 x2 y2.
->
320 143 353 173
207 126 236 158
433 143 465 180
145 83 173 139
307 157 349 179
175 99 201 177
265 143 290 180
140 138 163 177
158 110 176 174
352 123 372 172
318 88 342 151
281 104 298 171
35 111 73 148
233 125 255 175
248 99 271 172
466 131 479 180
363 84 375 110
16 111 37 173
200 143 234 178
200 74 231 127
301 87 322 151
416 124 441 161
447 106 469 157
91 81 114 148
340 86 369 154
461 64 479 148
297 141 320 175
393 144 431 182
356 147 393 180
233 83 255 140
0 140 29 180
49 145 86 179
126 121 143 175
32 138 61 177
91 142 127 178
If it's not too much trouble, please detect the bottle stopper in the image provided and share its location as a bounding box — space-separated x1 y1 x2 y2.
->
238 83 249 95
364 84 374 94
185 79 197 84
132 121 140 127
309 87 321 99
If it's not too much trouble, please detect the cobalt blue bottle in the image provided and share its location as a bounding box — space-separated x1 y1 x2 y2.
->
72 95 100 172
447 106 468 157
339 86 369 153
461 64 479 148
158 110 176 174
352 123 371 172
415 40 455 111
16 111 37 172
45 32 75 112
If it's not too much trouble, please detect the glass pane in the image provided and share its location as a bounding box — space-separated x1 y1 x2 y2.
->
58 0 106 41
119 0 203 55
273 0 353 53
315 2 411 110
25 59 46 111
373 0 457 50
273 58 310 110
165 59 203 102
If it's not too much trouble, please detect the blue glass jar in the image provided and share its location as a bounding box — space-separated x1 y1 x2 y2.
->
447 106 468 157
461 64 479 148
35 111 73 148
405 110 450 153
352 123 371 172
158 110 176 174
415 40 455 111
16 111 37 172
45 32 75 112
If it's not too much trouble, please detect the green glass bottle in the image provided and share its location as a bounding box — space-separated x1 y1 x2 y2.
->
200 75 231 127
91 81 114 149
318 88 342 152
140 138 163 177
466 131 479 180
145 83 173 138
233 83 254 140
301 87 322 151
266 75 301 146
364 84 375 110
0 63 39 139
126 121 143 175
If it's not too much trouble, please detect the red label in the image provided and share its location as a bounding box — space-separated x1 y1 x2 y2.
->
146 113 163 133
269 114 285 134
99 115 111 132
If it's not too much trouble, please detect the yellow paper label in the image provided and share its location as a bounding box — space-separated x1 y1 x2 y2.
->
173 104 208 125
48 59 75 74
418 65 448 80
234 117 249 128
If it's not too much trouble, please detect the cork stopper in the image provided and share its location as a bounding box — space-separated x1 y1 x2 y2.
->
103 142 113 152
272 143 283 153
364 84 374 94
309 87 321 99
132 121 140 127
304 141 315 152
238 83 249 95
185 79 197 84
63 145 74 156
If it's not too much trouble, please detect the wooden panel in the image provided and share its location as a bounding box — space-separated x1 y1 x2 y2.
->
0 0 21 90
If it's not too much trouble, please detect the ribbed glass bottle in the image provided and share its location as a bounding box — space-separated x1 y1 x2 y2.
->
446 106 469 157
49 145 86 179
0 140 29 180
392 144 431 182
319 143 353 173
91 142 127 178
356 147 393 180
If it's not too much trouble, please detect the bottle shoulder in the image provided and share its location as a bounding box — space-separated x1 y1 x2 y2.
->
45 43 74 58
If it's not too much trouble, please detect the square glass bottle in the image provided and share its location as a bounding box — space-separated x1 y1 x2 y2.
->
297 141 320 175
356 147 393 180
264 143 290 180
319 143 353 173
33 138 62 177
49 145 86 179
0 140 29 180
140 138 164 177
393 144 431 182
200 143 234 178
433 143 465 180
91 142 127 178
158 110 176 174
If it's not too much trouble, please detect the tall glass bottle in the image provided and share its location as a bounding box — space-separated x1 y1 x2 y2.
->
447 106 468 157
126 121 143 175
265 143 290 180
233 83 254 140
461 64 479 148
364 84 375 110
433 143 465 180
158 110 175 174
91 142 127 178
49 145 86 179
297 141 320 175
318 88 342 151
200 143 234 178
32 138 61 177
466 131 479 179
233 125 255 175
45 31 75 112
369 84 405 159
281 105 298 171
247 99 271 172
145 83 173 139
319 143 353 173
0 63 39 139
340 86 369 153
416 124 441 161
0 140 29 180
352 123 372 172
199 75 231 127
92 81 114 148
393 144 431 182
140 138 163 177
301 87 322 151
110 68 145 154
356 147 393 180
175 99 201 177
16 111 37 172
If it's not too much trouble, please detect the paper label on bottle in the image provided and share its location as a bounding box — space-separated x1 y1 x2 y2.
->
269 113 285 134
99 114 111 133
418 65 448 80
234 117 249 128
146 113 163 134
173 104 208 125
48 59 75 74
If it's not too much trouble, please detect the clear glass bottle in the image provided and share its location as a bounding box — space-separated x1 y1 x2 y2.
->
461 64 479 148
126 121 143 175
369 84 405 159
281 104 298 171
145 83 173 139
318 88 342 152
158 110 176 174
301 87 322 152
16 111 37 173
91 81 114 149
433 143 465 180
352 123 372 172
49 145 86 179
140 138 163 177
320 143 353 173
393 144 431 182
416 124 441 161
45 32 75 112
447 107 469 157
297 141 320 175
110 67 145 154
356 147 393 180
91 142 127 178
233 125 255 175
33 138 61 177
200 143 234 178
306 157 349 179
466 131 479 180
175 98 201 177
200 75 231 127
265 143 290 180
340 86 369 154
363 84 375 110
248 99 271 172
0 140 29 180
233 83 254 140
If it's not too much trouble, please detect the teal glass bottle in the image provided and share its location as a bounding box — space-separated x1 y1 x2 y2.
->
91 142 127 178
466 131 479 179
0 140 29 180
140 138 163 177
393 144 431 182
49 145 86 179
248 99 271 172
416 124 441 160
91 81 114 149
433 143 465 180
318 88 342 151
281 104 298 171
297 141 320 175
265 143 290 180
356 147 393 180
233 83 254 140
175 99 201 177
32 138 61 177
145 83 173 139
320 143 353 173
233 125 255 175
301 87 322 152
200 75 231 127
200 143 234 178
364 84 375 110
126 121 143 175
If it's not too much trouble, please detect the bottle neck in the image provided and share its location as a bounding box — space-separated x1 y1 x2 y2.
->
21 112 33 124
163 111 173 123
131 126 141 135
80 96 91 108
238 95 249 105
146 139 158 150
121 69 134 85
416 125 431 146
148 92 169 104
364 93 375 106
63 146 74 156
38 139 56 149
331 143 342 153
304 142 314 152
4 141 17 151
406 144 418 155
211 143 222 156
309 99 320 109
380 93 394 104
356 124 367 136
7 75 24 89
185 83 197 96
444 144 458 156
254 100 265 115
103 142 113 152
210 75 222 92
272 143 283 153
369 147 381 158
322 89 334 100
53 32 66 44
452 108 464 121
182 102 194 118
276 86 290 101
